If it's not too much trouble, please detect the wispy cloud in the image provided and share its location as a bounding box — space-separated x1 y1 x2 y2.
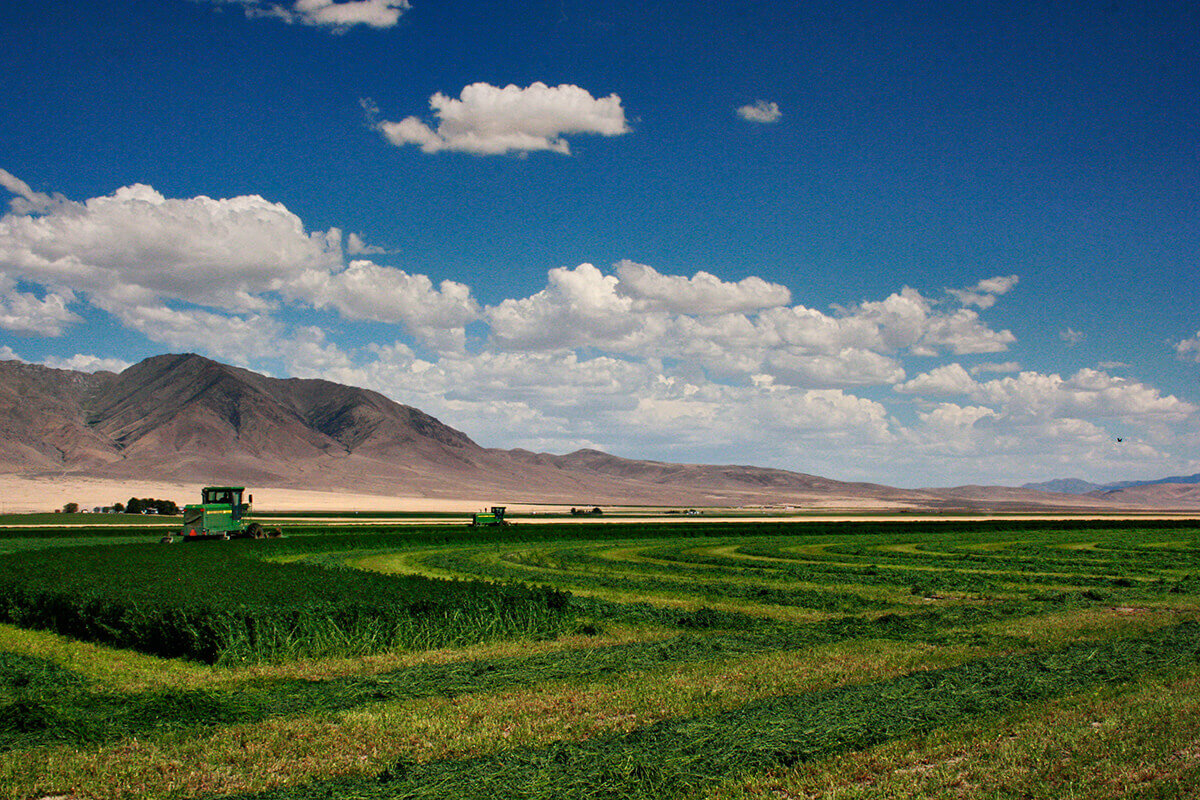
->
1060 327 1085 345
969 361 1020 375
346 232 388 255
947 275 1018 309
203 0 410 31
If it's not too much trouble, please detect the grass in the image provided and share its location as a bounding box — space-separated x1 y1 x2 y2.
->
0 512 180 526
4 637 964 799
0 518 1196 800
712 665 1200 799
217 622 1200 800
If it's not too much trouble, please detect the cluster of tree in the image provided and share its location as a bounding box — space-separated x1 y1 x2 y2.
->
117 498 180 516
569 507 604 516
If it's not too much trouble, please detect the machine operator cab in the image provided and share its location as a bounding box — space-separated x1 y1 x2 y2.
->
201 486 249 519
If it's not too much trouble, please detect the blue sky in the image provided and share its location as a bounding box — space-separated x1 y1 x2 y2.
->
0 0 1197 487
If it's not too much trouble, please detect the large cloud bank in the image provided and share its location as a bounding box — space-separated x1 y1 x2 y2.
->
1 173 1195 485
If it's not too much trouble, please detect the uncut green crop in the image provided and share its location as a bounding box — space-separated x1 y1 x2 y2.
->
0 541 570 665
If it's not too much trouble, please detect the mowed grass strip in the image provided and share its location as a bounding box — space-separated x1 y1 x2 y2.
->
3 638 966 800
713 663 1200 799
395 528 1199 609
210 622 1200 800
4 610 1188 800
0 621 671 693
0 599 1040 752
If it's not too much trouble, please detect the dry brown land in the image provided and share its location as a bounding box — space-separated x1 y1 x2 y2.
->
2 474 1195 523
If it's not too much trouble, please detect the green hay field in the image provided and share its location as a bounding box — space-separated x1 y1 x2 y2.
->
1 518 1198 799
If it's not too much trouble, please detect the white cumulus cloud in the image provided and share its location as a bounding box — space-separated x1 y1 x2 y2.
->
831 287 1015 356
765 348 906 388
488 263 650 351
920 308 1017 354
974 369 1195 423
1176 332 1200 362
0 169 63 215
614 260 790 315
901 365 1194 425
486 266 1019 388
292 259 479 351
109 304 286 366
0 279 81 336
895 363 977 395
0 172 477 352
346 232 387 255
372 82 631 156
736 100 782 123
40 354 132 373
0 180 341 311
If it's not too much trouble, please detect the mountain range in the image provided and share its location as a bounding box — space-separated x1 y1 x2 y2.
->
1024 475 1200 494
2 354 1196 510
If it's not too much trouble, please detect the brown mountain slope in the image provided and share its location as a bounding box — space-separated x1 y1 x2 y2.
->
0 360 120 470
917 484 1132 511
505 448 924 503
0 354 1138 509
0 354 485 484
86 354 340 463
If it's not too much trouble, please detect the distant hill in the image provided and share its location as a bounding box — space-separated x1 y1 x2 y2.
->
1087 483 1200 508
1021 478 1104 495
1103 473 1200 490
1023 474 1200 502
505 447 922 504
0 353 1152 510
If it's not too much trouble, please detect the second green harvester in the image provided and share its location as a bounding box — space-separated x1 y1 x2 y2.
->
471 506 508 527
180 486 280 540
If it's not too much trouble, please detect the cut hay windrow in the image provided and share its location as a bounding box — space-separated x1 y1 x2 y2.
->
420 547 895 612
647 540 1150 592
223 621 1200 800
256 519 1200 556
0 601 1037 751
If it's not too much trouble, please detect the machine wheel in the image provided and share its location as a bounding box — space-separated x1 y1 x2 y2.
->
246 522 264 539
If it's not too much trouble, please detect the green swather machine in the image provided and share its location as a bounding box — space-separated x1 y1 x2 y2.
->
177 486 280 541
470 506 508 527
